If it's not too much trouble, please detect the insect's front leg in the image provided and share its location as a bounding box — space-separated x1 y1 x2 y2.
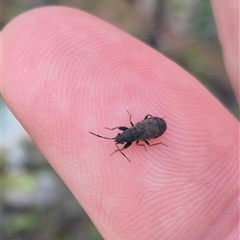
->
127 111 134 126
105 126 128 131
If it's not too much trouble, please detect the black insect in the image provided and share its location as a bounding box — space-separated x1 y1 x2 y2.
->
89 111 167 162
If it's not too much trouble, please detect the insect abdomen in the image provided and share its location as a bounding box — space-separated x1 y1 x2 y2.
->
136 117 167 140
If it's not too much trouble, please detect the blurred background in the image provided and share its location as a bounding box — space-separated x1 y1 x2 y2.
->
2 0 239 240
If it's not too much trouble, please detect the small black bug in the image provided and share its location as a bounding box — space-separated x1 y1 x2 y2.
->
89 111 167 162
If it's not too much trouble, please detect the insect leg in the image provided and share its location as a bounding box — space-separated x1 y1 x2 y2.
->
105 126 128 131
111 142 132 162
127 111 134 126
144 114 153 119
136 141 147 151
144 140 168 147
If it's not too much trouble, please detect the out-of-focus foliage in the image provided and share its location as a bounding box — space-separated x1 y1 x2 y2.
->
3 135 103 240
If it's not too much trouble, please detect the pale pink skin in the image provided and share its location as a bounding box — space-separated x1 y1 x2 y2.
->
2 1 239 239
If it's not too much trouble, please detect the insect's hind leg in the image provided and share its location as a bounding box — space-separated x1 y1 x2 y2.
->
111 142 132 162
144 114 153 119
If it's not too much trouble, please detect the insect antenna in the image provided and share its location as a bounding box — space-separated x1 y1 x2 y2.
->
111 144 131 162
89 131 115 140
